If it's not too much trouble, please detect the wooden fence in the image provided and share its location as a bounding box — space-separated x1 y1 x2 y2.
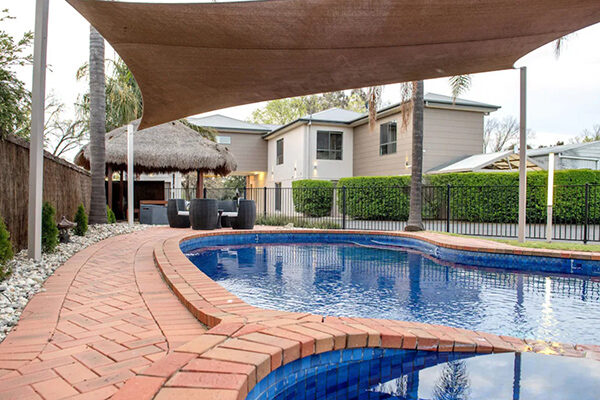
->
0 135 91 251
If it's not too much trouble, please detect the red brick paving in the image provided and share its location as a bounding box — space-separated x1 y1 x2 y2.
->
1 227 599 400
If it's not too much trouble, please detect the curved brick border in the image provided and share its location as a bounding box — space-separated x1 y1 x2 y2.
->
135 228 600 400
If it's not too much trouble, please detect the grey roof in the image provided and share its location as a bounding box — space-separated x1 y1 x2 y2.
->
187 114 275 132
300 108 364 123
527 141 600 157
423 93 500 110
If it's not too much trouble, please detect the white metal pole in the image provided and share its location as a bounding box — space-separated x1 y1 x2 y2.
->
518 67 527 243
27 0 50 260
127 124 134 227
546 153 555 242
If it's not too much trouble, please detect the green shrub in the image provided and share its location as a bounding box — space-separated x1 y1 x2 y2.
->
107 205 116 224
426 169 600 224
292 180 334 217
73 204 88 236
337 176 411 220
42 202 59 253
0 216 14 279
256 215 340 229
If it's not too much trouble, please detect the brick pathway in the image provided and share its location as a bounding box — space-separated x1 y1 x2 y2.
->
1 227 598 400
0 228 206 400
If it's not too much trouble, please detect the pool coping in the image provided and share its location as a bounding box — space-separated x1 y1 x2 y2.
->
136 228 600 400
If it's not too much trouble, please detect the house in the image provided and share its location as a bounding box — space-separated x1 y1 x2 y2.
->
188 93 500 188
430 141 600 174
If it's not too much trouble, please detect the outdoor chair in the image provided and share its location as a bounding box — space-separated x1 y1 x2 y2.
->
231 200 256 230
167 199 190 228
218 200 238 228
190 198 219 230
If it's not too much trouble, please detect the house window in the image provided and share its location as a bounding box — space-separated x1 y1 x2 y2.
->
276 139 284 165
380 122 397 155
274 183 282 211
317 131 343 160
216 136 231 144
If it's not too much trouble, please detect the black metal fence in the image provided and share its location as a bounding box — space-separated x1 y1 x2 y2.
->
167 184 600 242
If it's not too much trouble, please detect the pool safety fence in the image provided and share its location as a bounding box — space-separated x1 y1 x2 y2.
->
166 184 600 242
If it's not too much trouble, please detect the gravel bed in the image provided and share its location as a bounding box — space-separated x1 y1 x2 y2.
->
0 223 149 343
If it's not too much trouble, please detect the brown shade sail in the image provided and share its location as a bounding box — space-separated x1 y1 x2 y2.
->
67 0 600 130
74 119 237 175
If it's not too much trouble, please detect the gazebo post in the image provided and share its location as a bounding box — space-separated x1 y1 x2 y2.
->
107 166 113 211
119 170 124 218
196 170 204 199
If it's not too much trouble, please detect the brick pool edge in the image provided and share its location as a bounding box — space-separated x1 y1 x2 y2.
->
126 228 600 400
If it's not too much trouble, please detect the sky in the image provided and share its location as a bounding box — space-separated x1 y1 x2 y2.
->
4 0 600 154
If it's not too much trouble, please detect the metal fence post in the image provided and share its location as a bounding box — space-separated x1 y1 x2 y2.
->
203 187 207 199
584 183 590 244
263 187 267 217
342 186 347 230
446 185 451 233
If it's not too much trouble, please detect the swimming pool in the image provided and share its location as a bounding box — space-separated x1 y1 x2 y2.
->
184 233 600 344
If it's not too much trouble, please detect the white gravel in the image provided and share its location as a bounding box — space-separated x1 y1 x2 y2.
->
0 223 149 343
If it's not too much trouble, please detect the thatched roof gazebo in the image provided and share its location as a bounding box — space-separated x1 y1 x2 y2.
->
75 119 237 211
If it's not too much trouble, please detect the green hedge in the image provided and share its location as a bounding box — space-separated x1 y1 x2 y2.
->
292 180 334 217
337 176 411 220
427 170 600 224
335 170 600 224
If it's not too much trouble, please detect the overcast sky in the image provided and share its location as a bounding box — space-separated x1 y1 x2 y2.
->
5 0 600 149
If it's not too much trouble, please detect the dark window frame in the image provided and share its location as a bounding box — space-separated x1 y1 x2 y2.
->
380 122 397 155
276 139 284 165
316 130 343 160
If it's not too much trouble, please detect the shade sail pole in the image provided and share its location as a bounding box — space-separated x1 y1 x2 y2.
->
546 153 555 242
127 124 135 227
518 67 527 243
28 0 49 260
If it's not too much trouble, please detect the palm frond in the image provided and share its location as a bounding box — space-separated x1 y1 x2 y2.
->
399 82 414 129
449 75 472 103
554 36 568 58
367 86 382 132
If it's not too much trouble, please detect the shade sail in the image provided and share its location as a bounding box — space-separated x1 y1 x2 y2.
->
74 119 237 175
67 0 600 130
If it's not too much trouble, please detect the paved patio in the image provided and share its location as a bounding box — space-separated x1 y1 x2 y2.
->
0 227 598 400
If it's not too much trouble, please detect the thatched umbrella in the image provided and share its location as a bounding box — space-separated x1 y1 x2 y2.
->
75 119 237 210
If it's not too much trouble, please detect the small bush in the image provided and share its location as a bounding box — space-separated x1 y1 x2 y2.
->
42 202 59 253
292 180 334 217
337 176 411 220
73 204 88 236
0 216 14 279
107 205 116 224
255 215 340 229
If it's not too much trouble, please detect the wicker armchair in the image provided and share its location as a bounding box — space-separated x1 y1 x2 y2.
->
167 199 190 228
231 200 256 230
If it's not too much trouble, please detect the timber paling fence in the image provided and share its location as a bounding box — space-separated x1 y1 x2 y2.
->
167 184 600 243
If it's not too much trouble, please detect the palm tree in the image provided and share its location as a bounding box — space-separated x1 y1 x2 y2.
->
405 80 425 231
88 26 107 224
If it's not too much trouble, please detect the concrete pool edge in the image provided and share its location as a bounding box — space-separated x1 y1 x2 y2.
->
136 228 600 400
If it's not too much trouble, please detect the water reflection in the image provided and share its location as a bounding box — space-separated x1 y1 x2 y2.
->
187 243 600 344
251 350 599 400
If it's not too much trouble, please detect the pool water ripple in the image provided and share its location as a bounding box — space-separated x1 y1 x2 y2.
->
187 243 600 344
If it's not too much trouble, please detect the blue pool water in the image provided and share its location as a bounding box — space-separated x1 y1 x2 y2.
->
246 348 600 400
187 242 600 344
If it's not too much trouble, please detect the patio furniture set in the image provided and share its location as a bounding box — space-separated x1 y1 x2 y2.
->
167 198 256 230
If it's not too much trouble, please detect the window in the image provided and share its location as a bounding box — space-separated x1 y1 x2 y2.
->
216 136 231 144
276 139 284 165
380 122 397 155
274 183 282 211
316 131 343 160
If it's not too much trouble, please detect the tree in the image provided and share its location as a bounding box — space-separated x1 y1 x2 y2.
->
76 58 142 132
88 26 108 224
432 361 471 400
250 89 371 125
43 97 88 158
484 116 519 152
405 80 425 231
0 10 33 138
483 116 536 152
572 124 600 143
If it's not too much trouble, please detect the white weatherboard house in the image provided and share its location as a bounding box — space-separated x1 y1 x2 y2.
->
189 93 501 188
